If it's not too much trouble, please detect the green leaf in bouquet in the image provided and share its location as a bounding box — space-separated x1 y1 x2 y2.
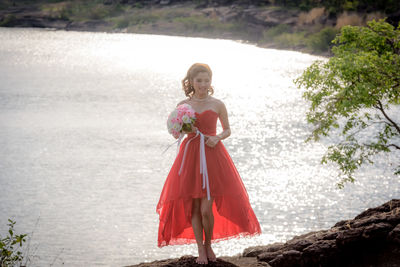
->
181 123 192 132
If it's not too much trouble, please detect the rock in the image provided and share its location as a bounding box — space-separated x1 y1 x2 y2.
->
264 242 285 252
303 239 337 255
66 20 110 31
388 223 400 244
336 227 365 247
257 251 281 262
279 250 302 266
250 199 400 267
240 7 298 28
266 255 284 267
242 246 267 257
354 199 400 220
362 222 393 241
333 219 349 228
216 6 241 22
243 242 284 257
302 239 338 266
128 255 240 267
321 228 339 240
284 238 313 251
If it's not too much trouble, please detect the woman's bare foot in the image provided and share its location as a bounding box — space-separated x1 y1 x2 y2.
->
196 245 208 265
205 244 217 262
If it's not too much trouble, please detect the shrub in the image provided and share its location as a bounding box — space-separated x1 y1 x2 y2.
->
114 16 130 28
306 26 338 52
342 0 359 11
274 31 307 48
0 219 27 267
262 24 291 41
0 14 16 26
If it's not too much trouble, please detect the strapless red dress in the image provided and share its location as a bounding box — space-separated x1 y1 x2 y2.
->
156 109 262 247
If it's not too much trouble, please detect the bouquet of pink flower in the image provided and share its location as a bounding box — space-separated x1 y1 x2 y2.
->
167 104 196 139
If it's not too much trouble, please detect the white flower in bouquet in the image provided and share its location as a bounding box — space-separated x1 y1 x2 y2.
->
167 104 196 139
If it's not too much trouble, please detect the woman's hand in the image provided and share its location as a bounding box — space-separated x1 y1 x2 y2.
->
205 135 220 148
183 126 198 134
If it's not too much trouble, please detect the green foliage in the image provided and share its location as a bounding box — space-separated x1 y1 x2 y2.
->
171 15 243 33
0 14 16 26
263 24 291 40
0 219 27 267
114 17 130 28
306 27 338 52
263 25 336 52
134 3 143 8
54 1 124 21
274 31 307 48
273 0 399 15
173 16 214 32
342 0 359 11
294 19 400 188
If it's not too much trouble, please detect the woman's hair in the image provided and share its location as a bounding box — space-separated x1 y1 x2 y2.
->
182 63 214 97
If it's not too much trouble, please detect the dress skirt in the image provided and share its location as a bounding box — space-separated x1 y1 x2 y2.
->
156 110 261 247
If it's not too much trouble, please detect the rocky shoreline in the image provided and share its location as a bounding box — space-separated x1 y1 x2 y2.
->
128 199 400 267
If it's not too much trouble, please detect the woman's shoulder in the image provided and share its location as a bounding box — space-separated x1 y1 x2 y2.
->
209 96 223 104
206 96 226 114
209 96 225 106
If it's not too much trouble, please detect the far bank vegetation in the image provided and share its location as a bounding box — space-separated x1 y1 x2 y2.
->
0 0 399 54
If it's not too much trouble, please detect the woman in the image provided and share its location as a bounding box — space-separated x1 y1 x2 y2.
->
156 63 261 264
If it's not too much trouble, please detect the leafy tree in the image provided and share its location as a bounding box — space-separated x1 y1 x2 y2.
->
295 19 400 188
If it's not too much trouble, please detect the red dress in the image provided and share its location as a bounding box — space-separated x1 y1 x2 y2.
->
156 109 262 247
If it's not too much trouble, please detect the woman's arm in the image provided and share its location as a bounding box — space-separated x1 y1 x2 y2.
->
205 100 231 147
216 101 231 140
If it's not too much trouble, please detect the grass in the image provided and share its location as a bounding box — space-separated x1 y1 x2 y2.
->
109 6 247 39
274 31 307 48
173 15 215 32
262 24 291 41
40 1 126 21
259 23 338 54
172 15 245 34
260 24 307 48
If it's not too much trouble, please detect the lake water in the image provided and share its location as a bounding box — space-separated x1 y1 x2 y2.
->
0 27 399 267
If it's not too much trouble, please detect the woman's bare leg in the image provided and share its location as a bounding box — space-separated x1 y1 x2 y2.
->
200 197 216 261
191 198 207 264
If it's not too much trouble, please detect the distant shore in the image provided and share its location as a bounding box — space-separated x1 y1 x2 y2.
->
1 1 398 56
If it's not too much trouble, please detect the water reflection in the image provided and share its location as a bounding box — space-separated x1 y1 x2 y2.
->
0 27 399 267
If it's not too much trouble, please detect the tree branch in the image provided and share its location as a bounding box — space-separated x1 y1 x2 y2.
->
388 144 400 150
375 99 400 135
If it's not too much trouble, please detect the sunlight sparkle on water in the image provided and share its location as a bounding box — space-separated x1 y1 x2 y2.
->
0 28 399 267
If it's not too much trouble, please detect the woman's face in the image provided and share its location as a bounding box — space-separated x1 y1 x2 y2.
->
191 72 211 96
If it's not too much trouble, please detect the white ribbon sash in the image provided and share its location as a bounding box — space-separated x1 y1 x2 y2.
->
161 133 184 155
178 130 211 200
